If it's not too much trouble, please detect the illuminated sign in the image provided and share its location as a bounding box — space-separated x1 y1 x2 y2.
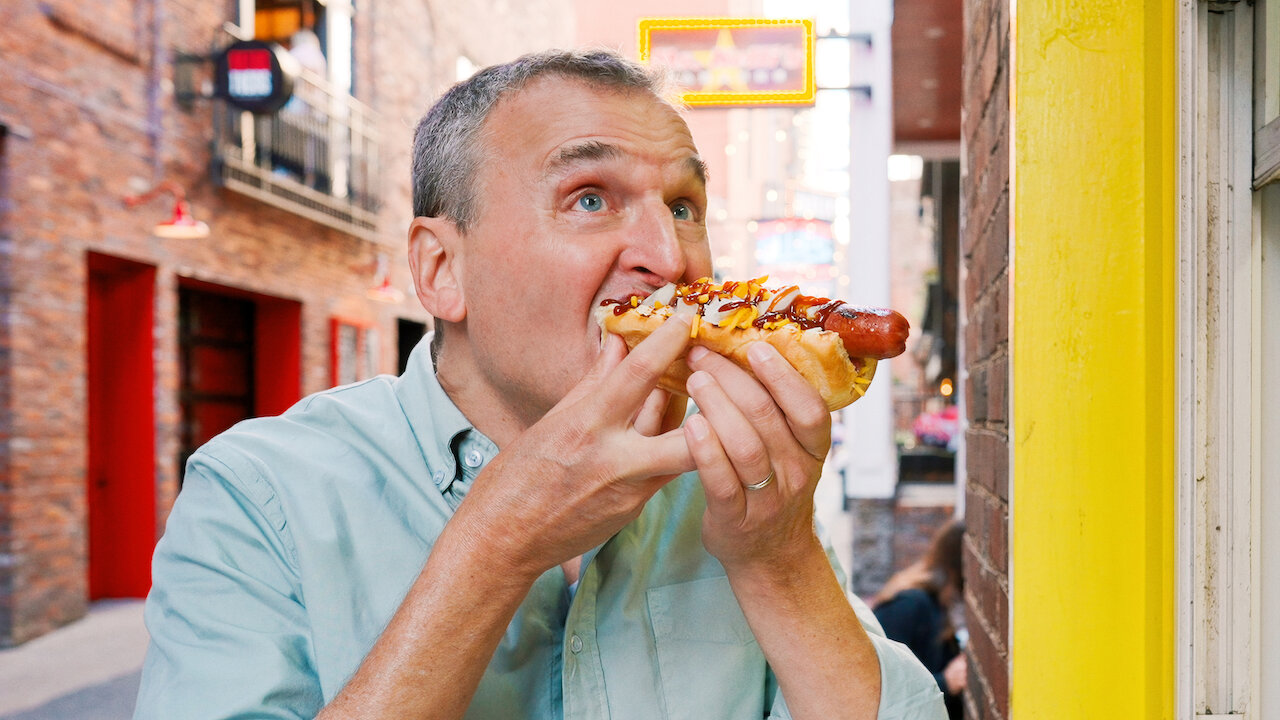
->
215 40 297 114
638 17 815 107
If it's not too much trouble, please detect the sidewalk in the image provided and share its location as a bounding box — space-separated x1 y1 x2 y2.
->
0 599 148 720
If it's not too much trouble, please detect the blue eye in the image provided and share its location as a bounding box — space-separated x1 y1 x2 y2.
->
577 193 605 212
672 202 693 221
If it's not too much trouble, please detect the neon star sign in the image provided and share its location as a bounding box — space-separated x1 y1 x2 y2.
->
638 17 816 107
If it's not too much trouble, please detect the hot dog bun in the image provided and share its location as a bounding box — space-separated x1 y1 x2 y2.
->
599 307 876 410
597 277 899 411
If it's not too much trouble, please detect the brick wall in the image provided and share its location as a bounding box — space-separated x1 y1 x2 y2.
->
0 128 12 643
961 0 1010 717
0 0 571 646
847 497 895 597
891 498 956 575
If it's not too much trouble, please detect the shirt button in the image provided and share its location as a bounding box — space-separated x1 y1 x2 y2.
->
569 635 583 653
463 449 484 468
432 470 445 484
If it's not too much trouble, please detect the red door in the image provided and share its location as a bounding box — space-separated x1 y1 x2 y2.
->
87 254 157 599
178 287 256 484
177 282 302 485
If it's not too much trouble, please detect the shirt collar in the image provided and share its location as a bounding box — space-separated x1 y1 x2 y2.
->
393 333 495 495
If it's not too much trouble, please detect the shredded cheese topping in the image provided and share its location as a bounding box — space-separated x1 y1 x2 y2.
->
606 276 832 337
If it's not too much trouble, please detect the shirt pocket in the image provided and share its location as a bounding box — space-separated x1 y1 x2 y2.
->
646 576 768 720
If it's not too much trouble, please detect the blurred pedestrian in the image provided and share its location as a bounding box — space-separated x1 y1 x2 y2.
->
871 518 967 719
274 27 329 188
287 27 327 77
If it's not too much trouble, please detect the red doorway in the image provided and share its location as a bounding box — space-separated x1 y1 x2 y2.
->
177 279 302 487
87 253 157 599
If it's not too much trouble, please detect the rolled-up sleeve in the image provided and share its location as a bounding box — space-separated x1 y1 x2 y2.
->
134 451 323 720
765 606 947 720
851 585 948 719
864 631 949 719
766 538 947 719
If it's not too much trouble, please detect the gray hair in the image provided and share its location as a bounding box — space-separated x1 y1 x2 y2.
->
411 48 671 232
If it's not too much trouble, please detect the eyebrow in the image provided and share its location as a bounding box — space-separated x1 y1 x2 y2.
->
543 140 709 187
544 140 623 179
685 156 710 186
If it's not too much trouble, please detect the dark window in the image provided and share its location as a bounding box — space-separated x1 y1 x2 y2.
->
397 318 427 374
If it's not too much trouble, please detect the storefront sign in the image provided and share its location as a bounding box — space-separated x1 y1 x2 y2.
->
638 18 815 107
215 40 298 114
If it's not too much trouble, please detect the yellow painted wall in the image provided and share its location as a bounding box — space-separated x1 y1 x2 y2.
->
1011 1 1174 716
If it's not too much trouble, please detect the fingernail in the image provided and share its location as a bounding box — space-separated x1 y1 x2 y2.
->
748 342 773 364
688 346 709 363
687 370 711 390
686 413 708 440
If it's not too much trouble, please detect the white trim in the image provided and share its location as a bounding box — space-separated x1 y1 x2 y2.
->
1175 3 1199 715
1255 164 1280 720
890 140 961 160
1178 1 1262 716
237 0 254 36
1256 0 1280 128
1254 3 1279 711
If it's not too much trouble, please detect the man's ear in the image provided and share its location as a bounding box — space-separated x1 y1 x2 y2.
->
407 216 466 322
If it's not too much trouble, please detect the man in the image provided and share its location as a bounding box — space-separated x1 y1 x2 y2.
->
135 49 945 719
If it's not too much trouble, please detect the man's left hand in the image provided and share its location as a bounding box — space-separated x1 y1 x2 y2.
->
681 342 832 571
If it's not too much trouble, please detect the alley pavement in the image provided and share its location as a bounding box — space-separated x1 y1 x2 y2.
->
0 599 147 720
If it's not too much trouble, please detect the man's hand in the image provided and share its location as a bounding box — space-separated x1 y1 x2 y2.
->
321 317 696 719
457 315 697 581
682 341 832 571
681 342 882 720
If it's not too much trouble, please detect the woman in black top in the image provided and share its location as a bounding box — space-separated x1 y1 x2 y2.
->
871 519 966 719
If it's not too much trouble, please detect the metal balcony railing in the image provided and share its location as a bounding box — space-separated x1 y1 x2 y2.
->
210 37 381 241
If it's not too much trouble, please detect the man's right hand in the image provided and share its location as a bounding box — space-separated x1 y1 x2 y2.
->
320 315 696 719
452 314 697 582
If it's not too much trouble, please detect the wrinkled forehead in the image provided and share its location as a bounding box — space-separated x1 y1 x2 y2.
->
479 76 700 177
541 137 708 190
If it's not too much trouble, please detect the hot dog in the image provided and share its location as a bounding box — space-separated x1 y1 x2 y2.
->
596 277 910 411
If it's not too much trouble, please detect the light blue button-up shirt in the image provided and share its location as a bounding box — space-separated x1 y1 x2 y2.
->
135 341 945 719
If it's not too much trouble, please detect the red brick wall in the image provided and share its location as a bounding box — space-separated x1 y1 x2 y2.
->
0 0 571 646
961 0 1010 717
891 501 956 574
0 128 12 643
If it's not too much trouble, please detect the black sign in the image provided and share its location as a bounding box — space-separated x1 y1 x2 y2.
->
214 40 298 114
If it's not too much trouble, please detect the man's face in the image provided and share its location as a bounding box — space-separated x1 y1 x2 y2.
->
451 75 712 427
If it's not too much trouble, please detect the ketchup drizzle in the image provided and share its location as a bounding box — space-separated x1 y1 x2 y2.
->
599 284 846 330
599 294 645 315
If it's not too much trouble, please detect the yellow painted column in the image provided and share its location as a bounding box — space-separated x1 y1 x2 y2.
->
1011 1 1175 717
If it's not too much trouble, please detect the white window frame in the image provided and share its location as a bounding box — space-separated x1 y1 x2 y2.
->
1255 0 1280 187
1177 1 1276 717
1252 4 1280 718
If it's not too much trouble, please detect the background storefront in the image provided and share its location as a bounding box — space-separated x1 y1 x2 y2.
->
0 0 575 645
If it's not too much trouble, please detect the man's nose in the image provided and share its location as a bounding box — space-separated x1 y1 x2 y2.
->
622 201 687 282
